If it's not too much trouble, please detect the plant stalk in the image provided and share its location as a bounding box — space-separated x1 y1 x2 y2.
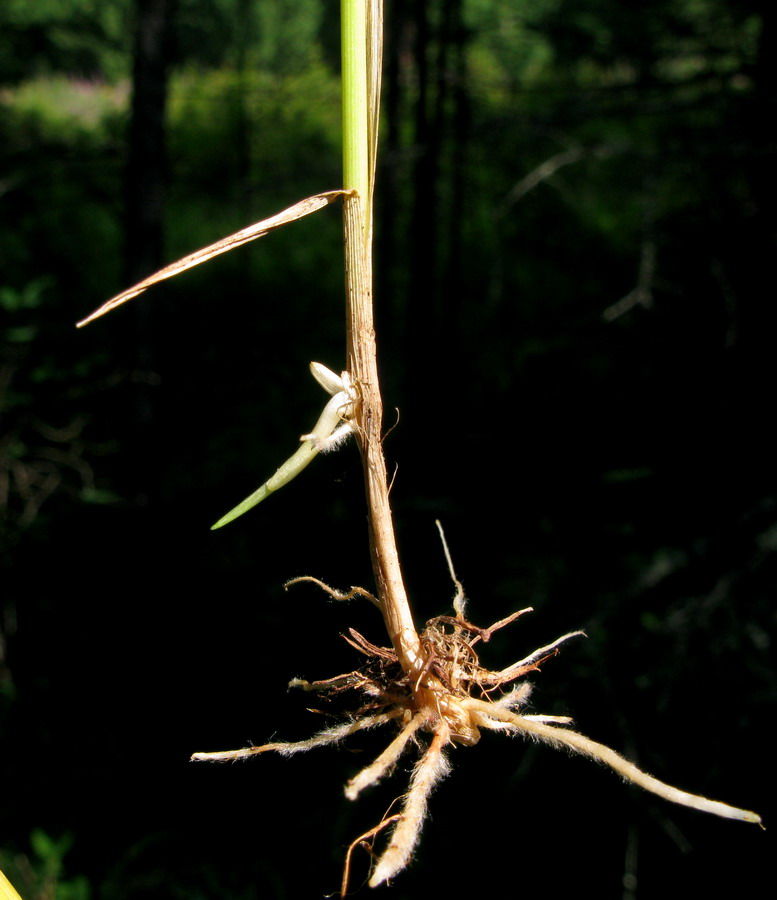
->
341 0 424 678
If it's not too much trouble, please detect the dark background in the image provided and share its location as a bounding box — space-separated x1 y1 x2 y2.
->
1 1 774 897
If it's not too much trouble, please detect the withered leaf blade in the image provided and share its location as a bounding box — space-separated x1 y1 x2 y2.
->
76 189 348 327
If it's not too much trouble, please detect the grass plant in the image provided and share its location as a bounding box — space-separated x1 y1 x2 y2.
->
78 0 762 891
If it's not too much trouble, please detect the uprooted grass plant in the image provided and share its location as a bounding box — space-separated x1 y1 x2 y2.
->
78 0 762 892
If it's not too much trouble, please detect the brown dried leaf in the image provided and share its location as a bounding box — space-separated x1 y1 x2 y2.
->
76 189 348 327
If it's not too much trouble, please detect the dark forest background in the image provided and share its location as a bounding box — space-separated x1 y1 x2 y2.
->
1 1 774 898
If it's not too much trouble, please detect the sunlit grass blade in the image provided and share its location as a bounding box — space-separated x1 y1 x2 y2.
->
0 871 23 900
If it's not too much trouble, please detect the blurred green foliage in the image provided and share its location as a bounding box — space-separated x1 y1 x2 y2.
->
0 830 90 900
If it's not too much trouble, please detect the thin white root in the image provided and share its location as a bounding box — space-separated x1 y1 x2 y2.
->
465 698 761 825
483 630 586 684
523 714 575 724
369 721 452 888
346 712 430 800
190 712 398 762
489 683 533 710
434 519 467 618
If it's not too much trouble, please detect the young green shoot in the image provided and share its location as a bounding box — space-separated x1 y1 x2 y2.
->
210 363 355 529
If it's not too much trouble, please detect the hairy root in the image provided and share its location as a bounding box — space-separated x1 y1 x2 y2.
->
192 597 761 892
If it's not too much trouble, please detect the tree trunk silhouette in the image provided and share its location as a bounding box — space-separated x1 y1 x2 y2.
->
386 1 469 447
124 0 175 505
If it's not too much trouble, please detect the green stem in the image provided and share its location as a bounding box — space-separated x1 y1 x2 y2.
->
341 0 371 220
